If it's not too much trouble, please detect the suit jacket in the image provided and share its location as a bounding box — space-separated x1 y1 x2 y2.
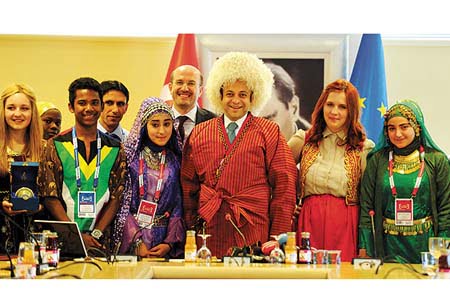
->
177 107 216 148
195 107 216 124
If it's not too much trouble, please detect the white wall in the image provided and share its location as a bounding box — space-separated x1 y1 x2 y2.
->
383 38 450 155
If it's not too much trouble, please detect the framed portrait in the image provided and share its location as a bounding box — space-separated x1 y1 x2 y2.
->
261 57 324 128
197 34 353 140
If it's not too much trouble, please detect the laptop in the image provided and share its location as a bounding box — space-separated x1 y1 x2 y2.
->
33 220 88 260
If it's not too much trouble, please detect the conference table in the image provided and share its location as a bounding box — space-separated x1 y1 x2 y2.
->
0 258 434 279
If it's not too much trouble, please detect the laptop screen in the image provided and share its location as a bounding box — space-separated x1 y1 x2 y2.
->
34 220 88 260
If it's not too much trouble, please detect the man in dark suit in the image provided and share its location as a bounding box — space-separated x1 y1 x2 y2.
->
169 65 216 146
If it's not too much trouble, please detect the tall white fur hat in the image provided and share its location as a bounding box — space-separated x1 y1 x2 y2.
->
205 52 274 114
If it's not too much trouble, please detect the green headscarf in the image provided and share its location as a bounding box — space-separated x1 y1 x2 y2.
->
369 99 445 157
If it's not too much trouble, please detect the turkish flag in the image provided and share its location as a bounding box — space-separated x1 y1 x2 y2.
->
160 34 202 107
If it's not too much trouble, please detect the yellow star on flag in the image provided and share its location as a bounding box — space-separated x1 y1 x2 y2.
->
359 97 366 109
377 102 387 117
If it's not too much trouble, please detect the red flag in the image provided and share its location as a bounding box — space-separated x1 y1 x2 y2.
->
160 34 202 106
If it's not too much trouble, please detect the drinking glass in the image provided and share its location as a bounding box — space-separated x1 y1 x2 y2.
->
420 251 435 272
327 250 341 265
196 232 212 264
444 238 450 251
17 242 35 265
428 237 445 268
269 235 285 264
16 242 37 279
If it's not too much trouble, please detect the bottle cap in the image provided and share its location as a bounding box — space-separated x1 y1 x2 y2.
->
301 232 310 238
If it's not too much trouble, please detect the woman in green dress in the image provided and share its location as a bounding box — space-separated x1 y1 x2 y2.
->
358 99 449 263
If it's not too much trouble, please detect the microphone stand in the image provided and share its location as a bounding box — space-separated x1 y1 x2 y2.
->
225 214 251 257
111 241 121 263
223 214 253 266
369 210 378 258
0 210 48 275
352 210 382 269
0 243 15 278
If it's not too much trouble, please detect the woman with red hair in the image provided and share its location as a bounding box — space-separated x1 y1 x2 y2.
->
288 79 374 262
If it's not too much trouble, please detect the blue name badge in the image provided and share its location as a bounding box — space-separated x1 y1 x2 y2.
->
78 191 96 218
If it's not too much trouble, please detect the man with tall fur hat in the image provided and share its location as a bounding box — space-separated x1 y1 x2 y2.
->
181 52 297 258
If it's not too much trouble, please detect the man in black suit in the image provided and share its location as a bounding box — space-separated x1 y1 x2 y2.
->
169 65 216 146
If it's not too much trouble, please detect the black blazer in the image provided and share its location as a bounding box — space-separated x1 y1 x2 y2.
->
195 107 216 124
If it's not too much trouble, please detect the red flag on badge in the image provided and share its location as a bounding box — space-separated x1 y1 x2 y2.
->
160 34 202 107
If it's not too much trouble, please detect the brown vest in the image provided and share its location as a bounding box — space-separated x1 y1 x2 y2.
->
299 140 362 206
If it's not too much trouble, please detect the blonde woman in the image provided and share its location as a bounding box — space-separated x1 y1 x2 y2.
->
0 83 45 254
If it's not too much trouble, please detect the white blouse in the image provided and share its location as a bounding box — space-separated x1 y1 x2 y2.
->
288 128 374 198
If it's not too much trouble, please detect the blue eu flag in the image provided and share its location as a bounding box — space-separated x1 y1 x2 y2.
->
350 34 388 144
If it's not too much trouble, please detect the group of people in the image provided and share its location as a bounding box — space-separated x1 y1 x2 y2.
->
0 51 448 265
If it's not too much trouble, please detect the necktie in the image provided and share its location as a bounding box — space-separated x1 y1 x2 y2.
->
227 122 238 143
177 116 189 142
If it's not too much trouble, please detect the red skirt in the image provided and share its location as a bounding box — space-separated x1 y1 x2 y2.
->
296 194 359 262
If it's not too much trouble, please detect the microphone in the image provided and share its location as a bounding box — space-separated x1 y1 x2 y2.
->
369 210 377 258
352 209 382 269
225 213 250 256
291 197 302 232
129 211 171 261
0 242 15 278
111 241 122 263
0 209 49 275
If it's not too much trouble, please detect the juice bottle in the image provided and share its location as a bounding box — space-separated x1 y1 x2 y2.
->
184 230 197 262
284 232 298 264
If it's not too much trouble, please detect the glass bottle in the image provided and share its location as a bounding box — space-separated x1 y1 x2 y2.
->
298 231 312 264
46 232 59 267
18 242 35 265
269 235 285 264
284 232 298 264
184 230 197 263
31 232 46 264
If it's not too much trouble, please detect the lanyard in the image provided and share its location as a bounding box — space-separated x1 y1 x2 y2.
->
72 127 101 191
139 149 166 202
388 145 425 199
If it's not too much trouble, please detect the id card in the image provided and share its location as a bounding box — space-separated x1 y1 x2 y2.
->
78 191 96 218
395 198 413 226
136 200 158 228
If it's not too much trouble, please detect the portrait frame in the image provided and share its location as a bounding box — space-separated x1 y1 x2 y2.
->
197 34 352 115
260 57 325 126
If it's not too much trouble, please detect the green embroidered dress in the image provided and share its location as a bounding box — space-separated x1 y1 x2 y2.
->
358 100 450 264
